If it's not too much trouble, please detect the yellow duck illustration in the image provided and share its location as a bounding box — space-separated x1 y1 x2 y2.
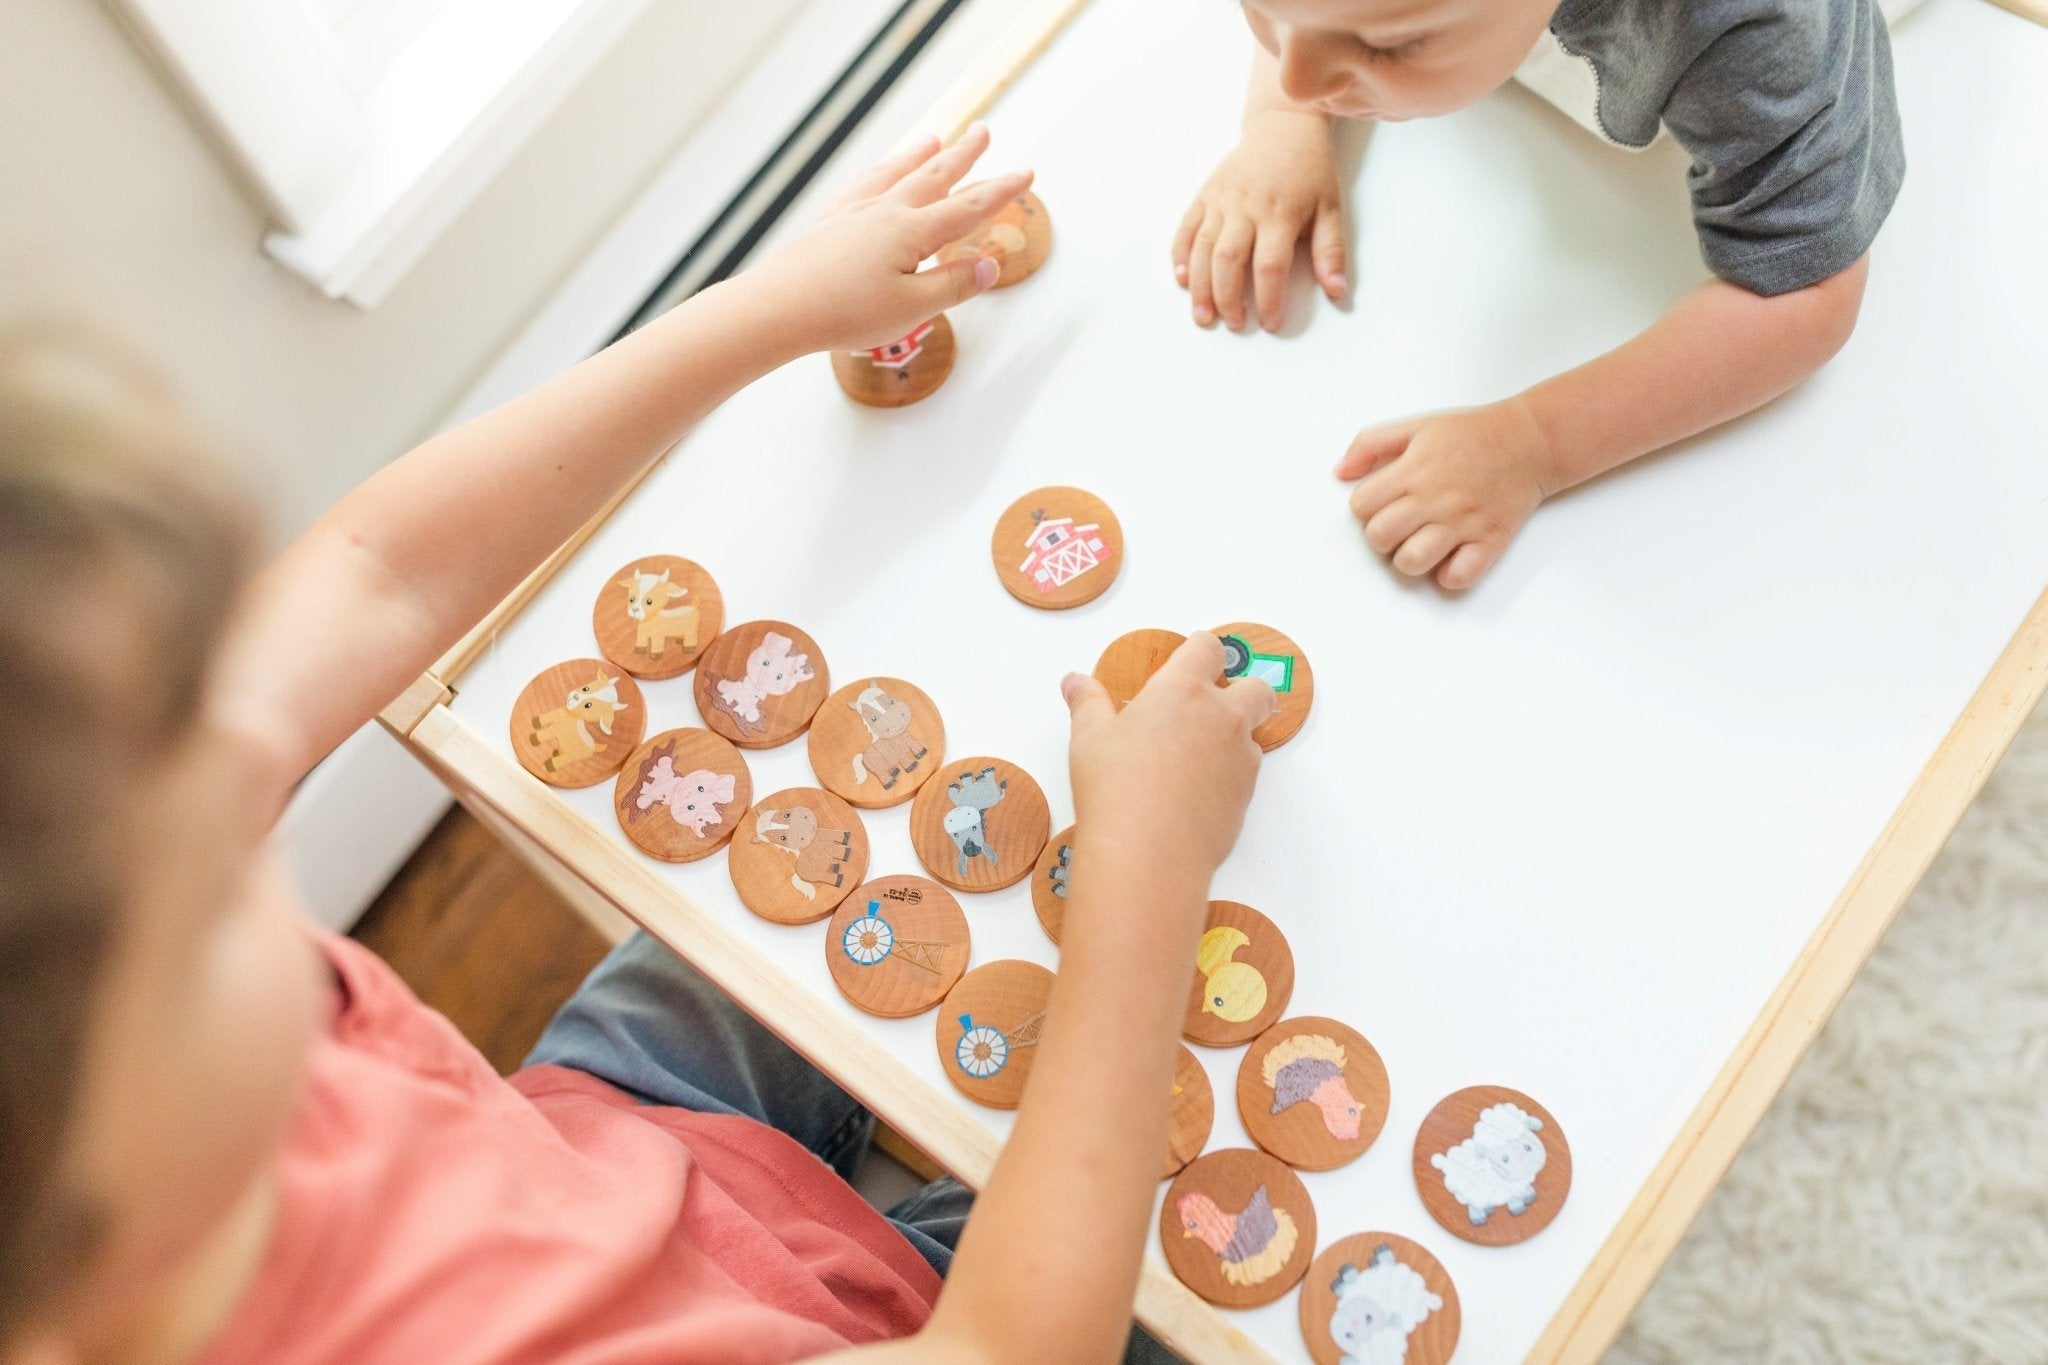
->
1195 925 1267 1023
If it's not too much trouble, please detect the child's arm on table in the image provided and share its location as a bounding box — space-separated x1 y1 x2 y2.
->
1340 254 1869 590
829 633 1275 1365
217 130 1028 787
1173 46 1348 334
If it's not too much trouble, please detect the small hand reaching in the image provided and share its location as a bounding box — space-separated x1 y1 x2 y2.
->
1061 632 1273 882
746 124 1034 355
1338 398 1559 591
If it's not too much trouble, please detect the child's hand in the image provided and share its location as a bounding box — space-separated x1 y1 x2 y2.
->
1060 633 1272 884
1172 110 1347 333
744 124 1034 355
1338 398 1559 590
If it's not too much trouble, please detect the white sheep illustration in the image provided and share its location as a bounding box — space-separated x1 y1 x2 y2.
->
1327 1244 1442 1365
1429 1101 1547 1225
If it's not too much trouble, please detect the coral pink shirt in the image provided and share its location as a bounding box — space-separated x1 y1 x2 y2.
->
198 933 940 1365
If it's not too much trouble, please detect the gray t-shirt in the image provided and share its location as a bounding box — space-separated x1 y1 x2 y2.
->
1549 0 1905 296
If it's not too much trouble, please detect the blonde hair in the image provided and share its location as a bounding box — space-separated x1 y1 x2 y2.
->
0 324 259 1341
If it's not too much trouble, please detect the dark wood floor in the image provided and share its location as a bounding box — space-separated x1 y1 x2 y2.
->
350 804 612 1074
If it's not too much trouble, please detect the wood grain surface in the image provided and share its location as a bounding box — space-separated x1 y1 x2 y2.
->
1297 1232 1460 1365
726 787 869 924
1160 1148 1317 1309
1237 1016 1389 1172
808 676 946 809
831 314 955 407
1030 823 1076 942
992 485 1125 609
612 727 753 862
1412 1085 1572 1246
936 959 1055 1108
1166 1043 1216 1180
828 874 971 1017
939 187 1053 287
909 756 1052 892
592 554 724 679
1211 622 1313 752
509 660 646 788
1183 901 1294 1047
693 620 831 749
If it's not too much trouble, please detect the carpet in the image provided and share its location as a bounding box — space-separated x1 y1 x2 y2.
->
1610 700 2048 1362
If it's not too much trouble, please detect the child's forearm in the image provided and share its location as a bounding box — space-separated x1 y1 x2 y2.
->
1244 45 1322 128
915 841 1210 1363
1522 256 1869 494
226 275 804 776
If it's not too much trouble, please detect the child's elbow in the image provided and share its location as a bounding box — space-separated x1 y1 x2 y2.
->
1799 254 1870 367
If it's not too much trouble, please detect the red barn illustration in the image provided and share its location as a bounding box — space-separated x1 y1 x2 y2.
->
862 320 935 371
1018 510 1114 594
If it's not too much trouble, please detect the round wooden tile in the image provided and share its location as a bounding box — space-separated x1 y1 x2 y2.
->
727 788 869 924
1412 1086 1572 1245
827 874 970 1018
1211 622 1313 751
1160 1148 1316 1308
938 187 1052 288
510 660 646 788
1299 1232 1461 1365
832 315 954 407
1183 901 1294 1047
592 555 724 679
807 677 946 809
1030 824 1076 943
936 960 1054 1108
908 757 1051 893
613 728 753 862
693 620 830 749
1238 1017 1389 1171
991 486 1124 609
1093 628 1185 708
1164 1044 1215 1180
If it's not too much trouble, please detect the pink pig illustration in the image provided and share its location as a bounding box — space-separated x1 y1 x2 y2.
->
708 630 813 737
635 755 736 836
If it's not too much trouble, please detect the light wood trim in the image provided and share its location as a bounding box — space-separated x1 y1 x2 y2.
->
872 1122 949 1184
913 0 1094 144
403 704 1272 1365
376 672 455 739
1531 582 2048 1363
1983 0 2048 29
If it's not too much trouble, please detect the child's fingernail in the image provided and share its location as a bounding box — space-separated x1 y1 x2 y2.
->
1195 305 1213 324
1174 264 1188 283
1330 273 1347 293
1059 672 1083 701
974 256 1000 289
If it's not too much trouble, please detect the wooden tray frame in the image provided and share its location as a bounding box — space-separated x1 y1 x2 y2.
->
379 1 2048 1358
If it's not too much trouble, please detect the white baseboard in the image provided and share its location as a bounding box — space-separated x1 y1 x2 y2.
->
276 721 451 932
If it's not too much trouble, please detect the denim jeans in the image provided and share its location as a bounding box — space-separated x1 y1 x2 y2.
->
527 932 1177 1363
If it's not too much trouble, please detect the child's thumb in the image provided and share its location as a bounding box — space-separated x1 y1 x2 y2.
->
1336 417 1421 480
919 254 1000 313
1060 671 1115 733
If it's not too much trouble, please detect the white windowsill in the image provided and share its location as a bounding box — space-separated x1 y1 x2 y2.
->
262 0 650 308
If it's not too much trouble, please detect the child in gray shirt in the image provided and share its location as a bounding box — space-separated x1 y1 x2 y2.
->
1176 0 1903 590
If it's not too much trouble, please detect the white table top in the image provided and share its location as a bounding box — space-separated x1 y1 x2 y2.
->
447 0 2048 1357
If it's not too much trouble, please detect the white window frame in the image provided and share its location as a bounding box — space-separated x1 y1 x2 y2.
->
113 0 650 308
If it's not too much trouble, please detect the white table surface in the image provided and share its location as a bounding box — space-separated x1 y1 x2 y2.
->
447 0 2048 1357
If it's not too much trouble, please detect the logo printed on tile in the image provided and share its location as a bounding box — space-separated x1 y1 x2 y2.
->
825 875 969 1018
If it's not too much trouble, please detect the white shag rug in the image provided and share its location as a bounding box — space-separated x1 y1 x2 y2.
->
1610 700 2048 1363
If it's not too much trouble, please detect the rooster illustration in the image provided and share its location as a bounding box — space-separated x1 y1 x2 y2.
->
1174 1184 1298 1288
